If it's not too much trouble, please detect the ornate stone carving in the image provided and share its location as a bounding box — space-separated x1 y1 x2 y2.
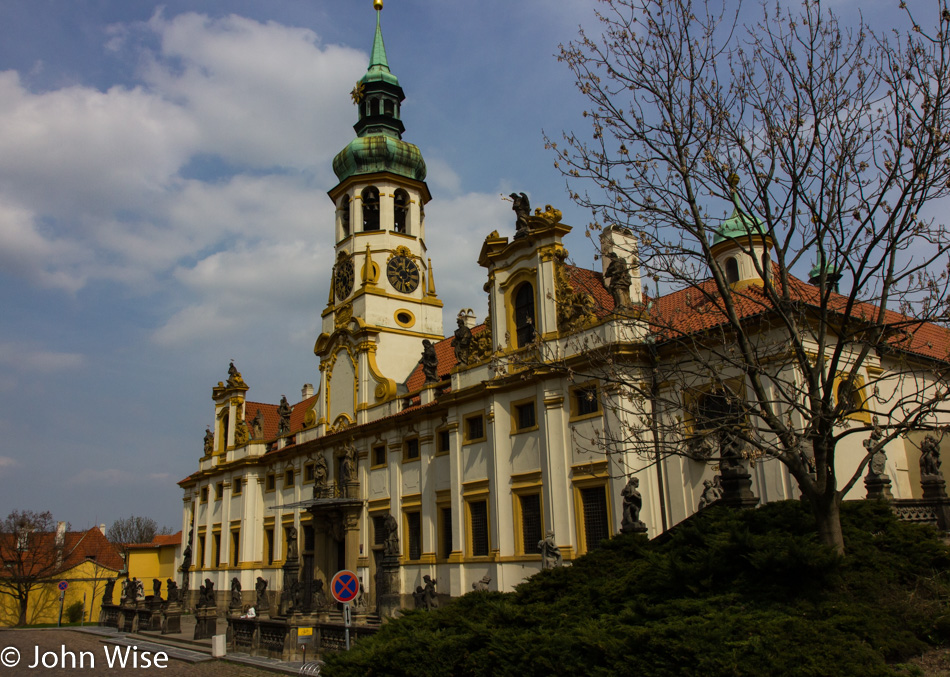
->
230 577 242 609
234 410 249 446
697 477 723 510
510 192 530 237
554 250 596 333
533 204 562 224
620 477 647 533
472 575 492 592
251 408 264 439
203 428 214 454
451 316 473 364
152 579 162 599
335 303 353 329
255 577 269 613
341 444 358 485
423 575 438 610
226 362 246 388
921 435 942 477
604 251 632 308
312 454 329 498
382 513 399 556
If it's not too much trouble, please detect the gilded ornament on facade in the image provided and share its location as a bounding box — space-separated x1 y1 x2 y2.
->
554 250 596 332
234 410 249 446
350 82 365 104
534 205 563 224
335 303 353 328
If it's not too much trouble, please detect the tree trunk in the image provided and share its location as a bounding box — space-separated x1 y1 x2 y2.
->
18 593 28 627
813 495 845 556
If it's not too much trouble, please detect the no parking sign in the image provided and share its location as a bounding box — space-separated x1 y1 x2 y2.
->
330 570 359 604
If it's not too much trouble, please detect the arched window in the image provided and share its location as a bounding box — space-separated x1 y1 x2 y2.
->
837 380 862 413
384 99 394 116
362 187 380 231
339 198 351 239
725 257 740 284
514 283 536 347
393 190 409 233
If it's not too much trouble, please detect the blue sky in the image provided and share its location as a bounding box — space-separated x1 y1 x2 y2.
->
0 0 605 531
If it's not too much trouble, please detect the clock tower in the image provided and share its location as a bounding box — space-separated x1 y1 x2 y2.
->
313 1 444 430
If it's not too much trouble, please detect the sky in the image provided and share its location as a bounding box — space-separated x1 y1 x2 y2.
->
0 0 608 531
0 0 923 533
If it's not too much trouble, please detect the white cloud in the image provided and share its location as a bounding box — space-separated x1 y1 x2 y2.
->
0 343 85 373
0 456 18 477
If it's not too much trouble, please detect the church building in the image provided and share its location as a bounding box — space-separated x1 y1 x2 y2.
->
178 2 950 611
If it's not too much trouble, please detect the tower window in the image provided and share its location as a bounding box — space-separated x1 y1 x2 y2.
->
514 283 536 347
362 187 380 231
340 198 351 239
394 190 409 234
384 99 394 116
725 257 740 283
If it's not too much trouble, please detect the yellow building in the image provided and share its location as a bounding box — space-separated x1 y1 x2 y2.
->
122 533 182 600
0 525 124 626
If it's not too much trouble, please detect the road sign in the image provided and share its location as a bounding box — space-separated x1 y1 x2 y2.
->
57 580 68 592
329 570 360 604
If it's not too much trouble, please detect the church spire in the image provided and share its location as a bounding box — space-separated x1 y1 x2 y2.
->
369 1 391 75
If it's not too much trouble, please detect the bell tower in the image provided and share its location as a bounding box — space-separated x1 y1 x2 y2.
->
314 1 444 429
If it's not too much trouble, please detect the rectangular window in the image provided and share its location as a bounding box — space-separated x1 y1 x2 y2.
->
264 527 275 565
440 506 453 559
212 533 221 567
465 414 485 443
404 438 420 461
437 430 451 454
406 512 422 561
200 486 208 503
215 482 224 501
573 385 601 418
284 468 295 487
469 500 489 557
265 473 276 492
520 493 543 554
372 445 387 467
233 477 242 495
581 486 610 551
373 515 387 546
197 534 206 567
304 463 314 483
230 531 240 567
514 401 537 432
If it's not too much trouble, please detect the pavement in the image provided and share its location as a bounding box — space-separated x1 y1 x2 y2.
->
70 614 318 675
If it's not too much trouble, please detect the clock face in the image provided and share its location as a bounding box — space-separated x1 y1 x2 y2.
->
387 255 420 294
334 259 354 299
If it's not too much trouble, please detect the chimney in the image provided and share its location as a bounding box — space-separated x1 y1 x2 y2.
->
55 521 66 548
301 383 314 399
99 524 106 536
600 225 642 306
458 308 478 329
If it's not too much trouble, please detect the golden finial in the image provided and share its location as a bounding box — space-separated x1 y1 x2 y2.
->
374 0 383 10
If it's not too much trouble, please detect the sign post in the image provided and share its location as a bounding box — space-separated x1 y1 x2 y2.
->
329 570 360 651
298 626 314 663
56 580 68 627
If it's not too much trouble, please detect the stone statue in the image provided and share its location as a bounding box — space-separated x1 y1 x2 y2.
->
152 578 162 599
421 339 439 383
277 396 292 436
452 316 474 365
234 413 249 446
621 476 645 532
353 583 367 612
510 192 531 236
102 578 116 606
423 575 439 610
251 408 264 439
166 579 179 604
180 543 192 574
286 525 299 561
226 361 246 388
412 585 426 609
312 454 329 497
718 426 745 473
120 578 130 603
864 418 887 477
312 579 328 612
135 578 145 602
472 575 492 592
604 251 633 307
383 513 399 556
203 428 214 454
199 579 215 608
230 577 242 608
341 444 358 484
255 577 269 611
698 477 723 510
538 531 563 569
921 435 942 477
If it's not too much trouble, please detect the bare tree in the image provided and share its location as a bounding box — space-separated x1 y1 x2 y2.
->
0 511 63 626
106 515 170 546
544 0 950 552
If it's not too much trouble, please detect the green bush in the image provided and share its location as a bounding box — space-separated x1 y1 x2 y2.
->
65 600 84 623
323 501 950 677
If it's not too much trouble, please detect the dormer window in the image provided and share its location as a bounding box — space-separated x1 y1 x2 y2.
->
362 187 380 231
394 190 409 234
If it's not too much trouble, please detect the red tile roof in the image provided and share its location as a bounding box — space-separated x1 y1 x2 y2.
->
0 527 124 576
404 325 489 392
245 393 319 442
124 532 181 550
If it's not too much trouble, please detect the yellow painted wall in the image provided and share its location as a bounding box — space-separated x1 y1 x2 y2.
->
126 545 178 598
0 561 122 627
